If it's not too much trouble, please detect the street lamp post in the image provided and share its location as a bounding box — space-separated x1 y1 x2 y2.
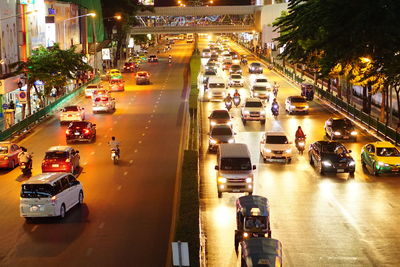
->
62 13 96 50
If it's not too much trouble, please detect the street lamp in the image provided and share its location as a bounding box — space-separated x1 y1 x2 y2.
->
0 9 38 21
62 12 96 50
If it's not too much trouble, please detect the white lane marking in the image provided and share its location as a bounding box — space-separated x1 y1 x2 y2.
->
105 135 108 138
129 160 133 164
152 109 156 113
86 248 93 256
138 140 142 144
117 185 122 191
145 126 149 129
98 142 102 146
148 120 151 123
129 102 132 105
113 121 117 124
150 114 154 118
142 133 145 136
134 149 138 153
99 222 105 229
90 151 95 155
31 225 39 232
124 171 128 176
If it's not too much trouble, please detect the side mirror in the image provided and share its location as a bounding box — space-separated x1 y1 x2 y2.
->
72 180 80 186
75 150 79 153
252 165 257 170
215 165 219 170
93 124 96 127
348 150 352 153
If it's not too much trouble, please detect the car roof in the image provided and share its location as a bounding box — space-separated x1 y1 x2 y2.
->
237 195 269 217
23 172 67 185
137 71 149 74
265 131 287 136
211 109 229 114
219 143 250 158
208 76 225 83
245 97 262 102
314 141 341 146
212 124 232 129
64 105 78 108
250 62 261 65
47 146 72 152
288 95 305 99
373 141 396 148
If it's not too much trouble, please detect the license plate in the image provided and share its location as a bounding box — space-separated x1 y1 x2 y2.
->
52 164 59 167
392 168 399 172
232 189 240 192
30 205 39 212
337 169 345 173
74 132 80 135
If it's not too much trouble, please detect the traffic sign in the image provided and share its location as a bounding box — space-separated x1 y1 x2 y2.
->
2 103 8 109
18 91 27 104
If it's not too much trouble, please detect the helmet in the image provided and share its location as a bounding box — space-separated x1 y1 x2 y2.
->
111 136 116 141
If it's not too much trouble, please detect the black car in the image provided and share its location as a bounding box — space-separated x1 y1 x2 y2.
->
248 62 263 74
325 118 358 141
148 55 158 62
308 141 355 175
66 121 96 143
123 62 135 72
208 125 235 152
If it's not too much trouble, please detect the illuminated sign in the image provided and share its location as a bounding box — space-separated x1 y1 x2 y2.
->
20 0 36 4
138 0 154 5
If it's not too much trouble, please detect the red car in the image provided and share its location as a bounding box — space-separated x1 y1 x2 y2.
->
109 78 125 92
66 121 97 143
0 142 22 169
41 146 80 174
123 62 135 72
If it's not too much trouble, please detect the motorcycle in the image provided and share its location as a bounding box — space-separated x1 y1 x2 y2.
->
20 161 32 176
168 57 172 64
225 100 233 111
233 95 241 107
295 137 306 155
273 86 279 98
271 103 279 118
111 149 119 165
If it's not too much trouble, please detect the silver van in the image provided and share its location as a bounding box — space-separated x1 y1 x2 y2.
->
215 143 256 198
20 173 84 220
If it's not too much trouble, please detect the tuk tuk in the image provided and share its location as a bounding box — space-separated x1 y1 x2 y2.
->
301 83 314 100
235 195 271 251
240 238 282 267
109 78 125 92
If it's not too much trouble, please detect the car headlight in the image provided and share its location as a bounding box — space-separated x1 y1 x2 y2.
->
334 131 341 136
260 110 266 115
377 161 389 167
210 139 217 144
304 105 309 109
207 92 212 98
210 121 216 126
351 131 357 135
264 148 272 153
254 92 259 96
222 92 226 96
290 105 296 109
322 161 332 167
298 141 305 146
243 232 249 238
243 110 250 115
228 138 235 144
349 161 355 166
218 177 227 183
245 177 252 183
285 148 292 153
226 121 232 126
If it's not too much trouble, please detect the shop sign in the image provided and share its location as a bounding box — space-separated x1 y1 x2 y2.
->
102 48 111 60
21 0 36 4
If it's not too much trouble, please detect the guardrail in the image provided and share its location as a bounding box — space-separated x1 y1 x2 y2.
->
0 77 98 141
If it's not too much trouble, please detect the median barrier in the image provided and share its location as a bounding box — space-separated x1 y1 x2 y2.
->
0 77 98 141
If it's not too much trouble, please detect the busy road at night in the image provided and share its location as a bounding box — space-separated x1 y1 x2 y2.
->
199 37 400 267
0 42 191 266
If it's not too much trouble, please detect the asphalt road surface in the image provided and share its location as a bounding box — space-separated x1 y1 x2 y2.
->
199 36 400 267
0 40 192 266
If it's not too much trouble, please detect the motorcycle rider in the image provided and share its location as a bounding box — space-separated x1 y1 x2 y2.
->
168 55 172 63
233 89 240 98
233 89 241 106
108 136 120 157
18 147 32 169
224 93 233 109
295 126 306 141
273 81 279 97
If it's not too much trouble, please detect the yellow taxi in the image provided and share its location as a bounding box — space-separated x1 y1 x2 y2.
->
361 141 400 175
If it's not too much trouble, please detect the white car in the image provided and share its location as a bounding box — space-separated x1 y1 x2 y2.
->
260 131 292 163
228 74 244 87
251 75 271 89
202 48 211 58
85 83 103 97
251 85 273 101
59 106 85 124
20 172 84 220
92 95 116 113
241 98 266 124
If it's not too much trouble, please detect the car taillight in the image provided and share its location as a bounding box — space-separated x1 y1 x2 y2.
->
66 129 71 135
83 129 90 134
65 158 70 163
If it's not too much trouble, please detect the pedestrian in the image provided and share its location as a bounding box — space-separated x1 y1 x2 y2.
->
9 100 15 110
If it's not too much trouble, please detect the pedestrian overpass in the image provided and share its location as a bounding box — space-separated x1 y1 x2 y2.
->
130 5 261 35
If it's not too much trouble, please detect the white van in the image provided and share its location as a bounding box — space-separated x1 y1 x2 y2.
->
20 173 84 220
215 143 256 198
206 76 227 101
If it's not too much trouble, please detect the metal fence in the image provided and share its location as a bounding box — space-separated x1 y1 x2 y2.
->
0 78 98 141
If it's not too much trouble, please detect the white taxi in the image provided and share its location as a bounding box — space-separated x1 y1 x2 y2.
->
59 106 85 124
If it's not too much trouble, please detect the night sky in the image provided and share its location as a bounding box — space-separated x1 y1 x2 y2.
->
154 0 251 6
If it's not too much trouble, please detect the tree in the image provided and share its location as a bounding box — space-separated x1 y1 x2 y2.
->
11 44 92 117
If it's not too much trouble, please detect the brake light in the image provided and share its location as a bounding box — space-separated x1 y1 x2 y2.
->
83 129 90 134
66 129 71 135
65 158 70 163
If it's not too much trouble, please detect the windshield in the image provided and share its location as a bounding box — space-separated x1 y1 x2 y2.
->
70 122 88 128
231 75 242 79
291 97 307 103
254 86 266 91
332 119 353 128
245 101 262 108
21 184 54 198
251 63 261 67
211 127 232 136
86 85 98 89
45 151 68 159
209 83 225 88
221 158 251 171
266 135 288 144
205 70 216 75
231 65 240 69
138 73 148 77
203 49 210 52
321 143 342 153
377 147 400 157
244 216 267 230
211 111 230 119
63 106 78 112
256 79 268 83
0 146 8 154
